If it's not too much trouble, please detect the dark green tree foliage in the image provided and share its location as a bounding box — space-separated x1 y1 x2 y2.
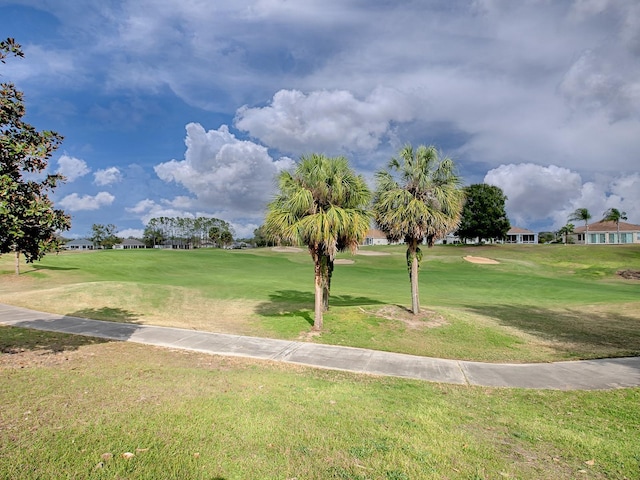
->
144 217 234 248
456 184 510 243
0 38 70 274
89 223 121 249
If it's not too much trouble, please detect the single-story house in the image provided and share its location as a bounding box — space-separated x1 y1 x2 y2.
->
154 240 193 249
114 238 146 249
63 239 95 250
572 220 640 245
506 227 537 244
362 228 391 246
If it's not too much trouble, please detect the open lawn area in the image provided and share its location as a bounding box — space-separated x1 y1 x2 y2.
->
1 245 639 479
1 329 639 479
1 244 639 363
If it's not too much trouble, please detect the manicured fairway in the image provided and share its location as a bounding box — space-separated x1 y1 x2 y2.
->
1 244 639 362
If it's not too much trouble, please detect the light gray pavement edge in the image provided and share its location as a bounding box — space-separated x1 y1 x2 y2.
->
2 303 639 390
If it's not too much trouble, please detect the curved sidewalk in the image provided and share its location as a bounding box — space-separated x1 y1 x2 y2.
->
1 303 639 390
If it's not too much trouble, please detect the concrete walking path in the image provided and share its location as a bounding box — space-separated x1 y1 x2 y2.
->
1 303 639 390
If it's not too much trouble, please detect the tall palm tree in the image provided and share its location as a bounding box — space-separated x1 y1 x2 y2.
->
264 154 371 330
373 145 465 315
603 208 628 244
568 208 592 244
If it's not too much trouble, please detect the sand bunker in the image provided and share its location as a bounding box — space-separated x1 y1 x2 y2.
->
356 250 391 256
463 255 500 264
334 259 355 265
271 247 305 253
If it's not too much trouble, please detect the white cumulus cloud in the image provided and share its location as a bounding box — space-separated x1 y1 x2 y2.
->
485 164 640 229
56 155 90 182
234 87 417 155
117 228 145 238
94 167 123 186
59 192 115 211
126 198 196 225
154 123 294 214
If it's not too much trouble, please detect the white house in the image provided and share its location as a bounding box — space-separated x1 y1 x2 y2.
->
63 239 95 250
114 238 146 249
572 220 640 245
506 227 537 244
362 228 391 246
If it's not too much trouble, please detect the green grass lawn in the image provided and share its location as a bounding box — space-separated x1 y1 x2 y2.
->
1 245 640 479
1 244 639 362
1 331 639 480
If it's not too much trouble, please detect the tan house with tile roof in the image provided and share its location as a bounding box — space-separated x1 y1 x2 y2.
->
572 220 640 244
506 227 537 244
363 228 391 245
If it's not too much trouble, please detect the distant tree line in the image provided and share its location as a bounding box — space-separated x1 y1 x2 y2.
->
142 217 234 248
89 223 121 249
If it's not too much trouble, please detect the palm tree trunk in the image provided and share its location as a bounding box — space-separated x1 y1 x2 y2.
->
322 256 334 312
585 223 589 245
314 260 324 330
617 221 620 244
408 240 420 315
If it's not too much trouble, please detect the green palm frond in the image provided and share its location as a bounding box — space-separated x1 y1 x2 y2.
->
373 144 464 244
265 154 372 252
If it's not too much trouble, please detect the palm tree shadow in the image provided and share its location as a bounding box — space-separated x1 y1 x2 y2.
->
67 307 142 324
256 290 385 327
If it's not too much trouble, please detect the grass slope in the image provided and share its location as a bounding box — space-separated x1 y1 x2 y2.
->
1 244 639 362
1 332 639 480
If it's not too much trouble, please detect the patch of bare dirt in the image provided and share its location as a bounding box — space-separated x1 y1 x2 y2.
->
0 344 103 369
362 305 448 329
463 255 500 264
298 330 323 341
617 269 640 280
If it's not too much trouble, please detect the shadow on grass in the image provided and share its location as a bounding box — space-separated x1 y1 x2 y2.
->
464 304 640 358
29 264 78 272
3 307 144 353
68 307 142 324
256 290 385 327
1 325 109 354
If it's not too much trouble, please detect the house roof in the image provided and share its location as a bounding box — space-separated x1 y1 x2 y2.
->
65 239 93 246
574 220 640 233
366 228 388 239
119 238 145 246
507 227 534 234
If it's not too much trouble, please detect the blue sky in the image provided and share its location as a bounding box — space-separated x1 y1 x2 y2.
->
2 0 639 239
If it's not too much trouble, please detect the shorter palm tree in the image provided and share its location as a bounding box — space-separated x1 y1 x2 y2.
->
603 208 628 244
568 208 592 244
557 223 574 244
264 154 371 330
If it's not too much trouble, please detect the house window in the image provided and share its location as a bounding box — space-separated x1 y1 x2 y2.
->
609 233 616 244
621 233 632 244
